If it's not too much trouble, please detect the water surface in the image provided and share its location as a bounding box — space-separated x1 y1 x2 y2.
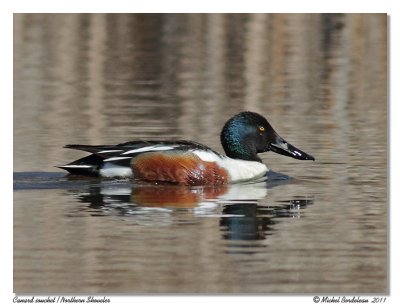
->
13 13 387 294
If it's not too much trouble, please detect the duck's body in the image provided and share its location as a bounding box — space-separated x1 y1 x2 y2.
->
60 140 268 184
59 112 314 185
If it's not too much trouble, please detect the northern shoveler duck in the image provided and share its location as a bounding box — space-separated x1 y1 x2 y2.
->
59 111 315 185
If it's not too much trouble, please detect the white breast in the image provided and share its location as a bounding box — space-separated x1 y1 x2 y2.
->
218 157 268 183
192 150 268 183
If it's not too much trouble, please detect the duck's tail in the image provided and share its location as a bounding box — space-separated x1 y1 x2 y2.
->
57 154 104 176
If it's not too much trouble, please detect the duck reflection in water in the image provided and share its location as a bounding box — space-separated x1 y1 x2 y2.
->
219 198 313 242
70 178 312 241
70 176 270 209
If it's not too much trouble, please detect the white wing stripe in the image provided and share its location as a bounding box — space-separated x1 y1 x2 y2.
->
97 149 124 153
122 145 175 155
103 156 133 162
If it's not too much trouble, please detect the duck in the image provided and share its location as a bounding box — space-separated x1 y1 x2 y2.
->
59 111 315 185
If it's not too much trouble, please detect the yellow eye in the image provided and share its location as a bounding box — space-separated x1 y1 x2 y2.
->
259 126 265 132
